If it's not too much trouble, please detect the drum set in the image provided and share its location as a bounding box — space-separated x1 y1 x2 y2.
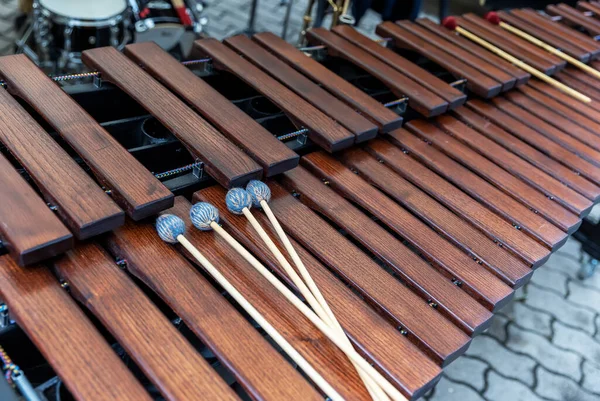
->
15 0 208 74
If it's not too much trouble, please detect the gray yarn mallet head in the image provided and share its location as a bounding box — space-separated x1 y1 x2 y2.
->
156 214 186 244
246 180 271 208
190 202 220 231
225 188 252 215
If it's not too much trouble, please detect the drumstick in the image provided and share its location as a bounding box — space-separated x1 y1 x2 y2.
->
484 11 600 80
171 0 193 26
441 16 592 103
225 188 389 401
155 214 345 401
189 202 408 401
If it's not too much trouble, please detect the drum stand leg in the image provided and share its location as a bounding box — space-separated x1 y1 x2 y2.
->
234 0 261 36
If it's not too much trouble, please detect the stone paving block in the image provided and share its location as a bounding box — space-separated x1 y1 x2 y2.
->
525 284 596 334
569 280 600 312
553 321 600 366
583 361 600 394
443 356 488 391
547 253 583 280
426 376 485 401
501 302 553 337
536 366 600 401
486 314 509 342
484 371 545 401
531 268 569 295
466 334 536 385
506 324 582 381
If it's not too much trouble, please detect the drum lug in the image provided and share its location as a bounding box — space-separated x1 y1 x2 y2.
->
0 304 12 332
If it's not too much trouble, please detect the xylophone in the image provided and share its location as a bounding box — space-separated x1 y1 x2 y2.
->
2 3 600 400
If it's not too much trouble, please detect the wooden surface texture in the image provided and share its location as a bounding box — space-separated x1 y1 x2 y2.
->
104 212 321 401
407 119 585 229
124 42 299 177
332 24 467 108
365 138 551 268
0 152 73 266
305 27 450 117
396 20 517 91
195 188 443 398
82 46 262 188
223 34 377 142
0 88 124 239
467 99 600 187
0 256 151 401
299 153 513 314
386 129 568 250
0 54 174 220
547 4 600 37
376 21 502 98
252 32 403 132
452 105 600 202
337 147 533 287
193 38 355 152
168 198 375 401
52 243 239 401
416 18 530 85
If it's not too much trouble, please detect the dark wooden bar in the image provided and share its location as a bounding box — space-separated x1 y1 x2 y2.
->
407 119 585 229
452 106 600 202
298 155 514 313
82 46 262 188
365 139 551 268
462 13 567 71
52 243 239 401
510 9 600 56
376 21 502 98
456 17 558 74
331 24 467 108
0 88 124 239
200 183 472 365
435 115 593 216
387 129 568 250
305 27 450 117
223 34 377 142
547 4 600 37
497 11 592 62
0 54 174 220
337 147 533 287
396 20 518 91
193 38 355 152
526 80 600 125
0 152 73 266
467 99 600 187
196 189 443 398
252 32 403 132
416 18 530 85
169 200 375 400
0 256 152 401
507 90 600 154
124 42 299 177
493 96 600 167
104 214 322 401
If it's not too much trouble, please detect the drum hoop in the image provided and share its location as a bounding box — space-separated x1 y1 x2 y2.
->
38 6 128 28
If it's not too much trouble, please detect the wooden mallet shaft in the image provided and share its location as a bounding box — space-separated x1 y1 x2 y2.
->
485 12 600 80
441 16 592 103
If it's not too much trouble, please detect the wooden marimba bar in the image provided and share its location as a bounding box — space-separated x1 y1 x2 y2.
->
2 7 600 400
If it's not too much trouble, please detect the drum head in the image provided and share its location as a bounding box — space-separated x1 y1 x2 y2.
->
39 0 127 20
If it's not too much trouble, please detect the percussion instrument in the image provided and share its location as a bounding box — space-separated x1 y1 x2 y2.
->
2 3 600 400
32 0 131 70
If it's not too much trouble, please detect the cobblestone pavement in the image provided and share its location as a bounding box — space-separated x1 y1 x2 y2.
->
426 236 600 401
1 1 599 399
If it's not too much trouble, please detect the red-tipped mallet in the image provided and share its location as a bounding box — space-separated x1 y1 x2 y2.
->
441 16 591 103
484 11 600 79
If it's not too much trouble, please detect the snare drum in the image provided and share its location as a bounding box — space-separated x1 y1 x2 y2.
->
33 0 131 69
